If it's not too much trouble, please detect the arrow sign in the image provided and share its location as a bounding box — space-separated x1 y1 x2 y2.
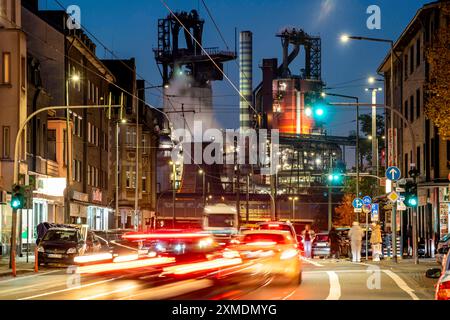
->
371 203 379 221
352 198 363 209
386 166 401 182
363 196 372 205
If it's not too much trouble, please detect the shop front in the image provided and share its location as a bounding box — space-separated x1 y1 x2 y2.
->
70 191 89 225
87 188 111 231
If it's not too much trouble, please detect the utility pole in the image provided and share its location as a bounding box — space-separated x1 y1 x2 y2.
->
235 140 241 228
246 174 250 223
328 153 333 231
134 100 139 231
171 162 176 228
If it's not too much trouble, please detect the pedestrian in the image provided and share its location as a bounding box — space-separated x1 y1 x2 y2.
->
301 225 316 258
370 223 382 262
348 221 364 263
329 227 341 260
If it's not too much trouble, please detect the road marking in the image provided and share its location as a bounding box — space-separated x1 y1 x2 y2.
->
0 270 61 284
119 279 213 300
382 270 420 301
18 277 122 300
80 284 139 300
325 271 341 300
301 258 324 267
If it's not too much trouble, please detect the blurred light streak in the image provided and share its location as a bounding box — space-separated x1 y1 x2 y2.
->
163 258 243 275
74 253 113 264
76 257 175 274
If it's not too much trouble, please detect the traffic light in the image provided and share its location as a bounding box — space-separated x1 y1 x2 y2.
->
327 172 345 186
404 180 418 208
11 185 25 210
304 93 327 120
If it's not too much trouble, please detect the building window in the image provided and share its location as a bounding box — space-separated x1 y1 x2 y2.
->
11 0 16 24
48 129 57 161
410 46 414 75
88 80 91 100
417 146 421 174
404 54 408 80
142 176 147 193
126 167 136 189
21 56 26 89
126 127 136 146
73 160 81 182
404 100 408 123
416 37 421 67
416 89 421 119
431 138 435 169
410 96 414 122
2 126 10 158
63 129 68 165
404 153 409 178
2 52 11 84
88 122 91 143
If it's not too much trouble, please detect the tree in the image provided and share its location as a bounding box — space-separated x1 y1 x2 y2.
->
334 193 356 226
425 2 450 140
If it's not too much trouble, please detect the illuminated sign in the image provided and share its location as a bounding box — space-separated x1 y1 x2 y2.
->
36 178 66 197
92 188 103 203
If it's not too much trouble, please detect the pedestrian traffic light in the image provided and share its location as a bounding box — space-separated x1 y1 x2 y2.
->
404 180 418 208
11 185 25 210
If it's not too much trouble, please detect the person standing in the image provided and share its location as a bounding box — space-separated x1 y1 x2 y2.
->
370 223 382 262
302 225 316 258
348 221 364 263
329 227 341 260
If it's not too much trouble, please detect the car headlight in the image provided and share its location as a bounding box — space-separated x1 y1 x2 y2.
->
67 247 77 254
37 246 45 253
198 237 214 249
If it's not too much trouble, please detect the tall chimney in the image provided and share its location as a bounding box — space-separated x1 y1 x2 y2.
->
239 31 253 130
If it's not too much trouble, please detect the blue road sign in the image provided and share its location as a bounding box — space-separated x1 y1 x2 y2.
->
372 203 380 221
363 196 372 205
386 166 401 181
352 198 363 209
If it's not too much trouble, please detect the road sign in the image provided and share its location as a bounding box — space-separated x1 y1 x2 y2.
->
396 188 406 193
397 201 407 211
372 203 380 221
363 196 372 205
386 166 401 182
354 208 362 213
363 204 372 214
387 191 400 203
352 198 363 209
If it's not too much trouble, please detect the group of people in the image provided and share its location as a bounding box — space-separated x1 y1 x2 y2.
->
299 222 383 262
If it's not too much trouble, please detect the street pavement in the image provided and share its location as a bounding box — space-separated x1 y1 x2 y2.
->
0 257 437 300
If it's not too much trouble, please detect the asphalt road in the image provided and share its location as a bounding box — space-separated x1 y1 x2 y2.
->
0 258 436 300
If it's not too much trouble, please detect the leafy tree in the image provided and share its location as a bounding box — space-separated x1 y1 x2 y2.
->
425 2 450 140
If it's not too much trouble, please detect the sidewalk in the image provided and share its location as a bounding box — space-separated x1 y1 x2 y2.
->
0 255 37 278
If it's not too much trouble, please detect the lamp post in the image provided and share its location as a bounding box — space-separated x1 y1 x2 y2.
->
288 197 298 221
169 161 177 228
322 92 360 221
365 87 383 177
199 170 206 208
64 73 80 224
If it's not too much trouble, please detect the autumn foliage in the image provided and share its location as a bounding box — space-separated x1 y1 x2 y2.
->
425 2 450 140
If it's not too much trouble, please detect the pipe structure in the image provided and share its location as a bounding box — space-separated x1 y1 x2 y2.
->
239 31 253 130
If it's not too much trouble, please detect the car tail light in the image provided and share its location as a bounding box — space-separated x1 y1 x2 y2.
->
437 281 450 300
280 249 299 260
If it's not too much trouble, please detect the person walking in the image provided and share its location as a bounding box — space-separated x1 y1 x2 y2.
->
329 227 341 260
301 225 316 259
348 221 364 263
370 223 382 262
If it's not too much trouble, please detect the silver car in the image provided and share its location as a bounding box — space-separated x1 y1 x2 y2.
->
436 234 450 265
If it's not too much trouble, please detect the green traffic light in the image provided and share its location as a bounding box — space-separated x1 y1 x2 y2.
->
11 198 22 209
407 198 418 207
315 108 325 117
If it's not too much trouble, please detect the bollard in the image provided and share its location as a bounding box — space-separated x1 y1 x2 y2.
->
11 250 16 277
34 247 39 273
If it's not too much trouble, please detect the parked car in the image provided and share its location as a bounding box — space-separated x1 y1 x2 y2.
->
436 234 450 264
312 233 331 258
426 252 450 300
37 227 101 265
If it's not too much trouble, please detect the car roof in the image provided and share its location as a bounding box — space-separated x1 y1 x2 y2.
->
258 221 293 226
48 228 78 232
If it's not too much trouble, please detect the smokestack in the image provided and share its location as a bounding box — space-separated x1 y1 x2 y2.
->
239 31 253 130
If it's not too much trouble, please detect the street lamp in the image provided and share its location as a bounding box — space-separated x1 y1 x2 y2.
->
365 87 383 177
288 197 299 221
64 73 81 224
169 161 177 228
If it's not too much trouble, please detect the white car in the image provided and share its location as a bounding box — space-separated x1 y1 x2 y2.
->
427 253 450 300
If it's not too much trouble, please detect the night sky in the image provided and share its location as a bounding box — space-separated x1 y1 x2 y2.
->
39 0 430 136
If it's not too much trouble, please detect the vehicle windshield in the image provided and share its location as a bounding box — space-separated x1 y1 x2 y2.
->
259 224 295 238
440 234 450 243
43 230 78 242
207 214 236 228
243 233 288 245
315 234 329 242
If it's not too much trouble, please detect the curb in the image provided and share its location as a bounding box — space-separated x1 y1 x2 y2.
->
0 269 35 279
